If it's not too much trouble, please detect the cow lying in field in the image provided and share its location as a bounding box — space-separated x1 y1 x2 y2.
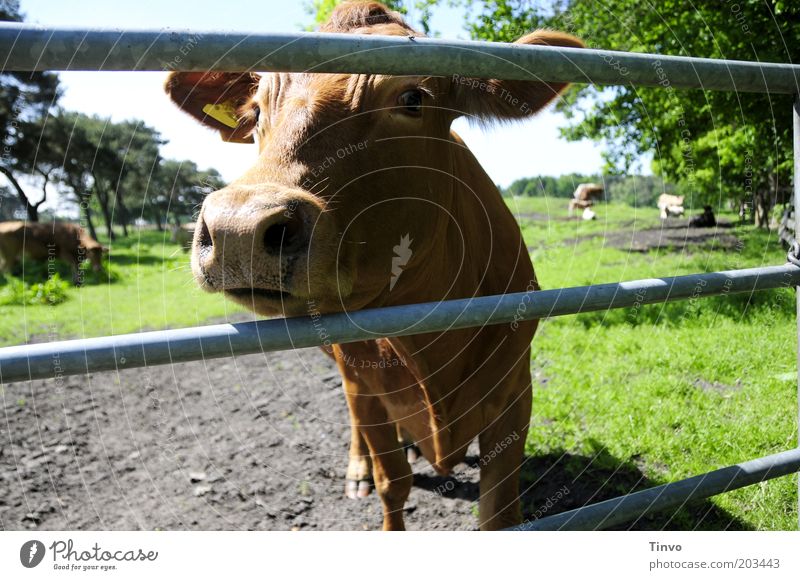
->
0 220 105 283
568 182 603 217
165 1 582 530
689 205 716 228
657 193 685 219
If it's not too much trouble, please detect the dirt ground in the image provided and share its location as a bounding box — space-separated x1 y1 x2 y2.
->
578 218 741 253
2 341 481 531
1 334 746 532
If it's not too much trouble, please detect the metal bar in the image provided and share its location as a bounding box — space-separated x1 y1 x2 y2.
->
794 95 800 530
510 447 800 531
2 23 800 93
1 263 798 384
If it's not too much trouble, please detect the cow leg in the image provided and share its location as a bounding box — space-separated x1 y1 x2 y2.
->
477 391 531 531
0 249 18 275
59 251 82 285
344 379 412 530
344 423 372 499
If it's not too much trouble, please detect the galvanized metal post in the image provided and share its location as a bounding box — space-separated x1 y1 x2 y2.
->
794 95 800 530
1 264 799 384
1 23 800 93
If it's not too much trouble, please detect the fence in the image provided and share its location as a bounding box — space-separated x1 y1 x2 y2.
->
1 22 800 531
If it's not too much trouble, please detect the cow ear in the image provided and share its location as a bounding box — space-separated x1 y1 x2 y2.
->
164 72 261 143
449 30 583 122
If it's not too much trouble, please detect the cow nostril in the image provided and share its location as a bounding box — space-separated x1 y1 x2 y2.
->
263 216 304 254
198 218 212 250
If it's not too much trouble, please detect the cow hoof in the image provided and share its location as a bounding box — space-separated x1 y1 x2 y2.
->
404 443 421 464
345 478 372 499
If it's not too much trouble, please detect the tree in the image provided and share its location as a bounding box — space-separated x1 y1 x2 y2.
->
85 118 165 239
48 111 101 239
0 184 22 219
147 159 225 230
43 113 166 240
0 0 61 222
447 0 800 227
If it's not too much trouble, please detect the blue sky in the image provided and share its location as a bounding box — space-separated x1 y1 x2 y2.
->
18 0 606 190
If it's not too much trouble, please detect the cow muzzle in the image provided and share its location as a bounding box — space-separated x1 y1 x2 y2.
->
192 187 322 307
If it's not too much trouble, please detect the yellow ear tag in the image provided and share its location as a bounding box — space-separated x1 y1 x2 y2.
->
202 102 239 129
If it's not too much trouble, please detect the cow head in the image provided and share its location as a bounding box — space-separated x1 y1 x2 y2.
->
80 235 107 272
165 1 582 316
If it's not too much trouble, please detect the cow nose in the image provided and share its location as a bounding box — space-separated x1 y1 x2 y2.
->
198 203 311 257
262 210 306 254
194 198 316 291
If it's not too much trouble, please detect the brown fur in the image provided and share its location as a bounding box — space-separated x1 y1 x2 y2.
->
0 221 105 282
164 1 582 530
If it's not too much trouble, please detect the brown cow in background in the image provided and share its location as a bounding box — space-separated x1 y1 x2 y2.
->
165 1 583 530
0 221 106 283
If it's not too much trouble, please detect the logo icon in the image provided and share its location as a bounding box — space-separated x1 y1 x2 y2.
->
20 540 46 568
389 234 413 291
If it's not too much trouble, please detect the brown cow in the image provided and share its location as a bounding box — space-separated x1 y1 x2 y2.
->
165 1 582 530
0 220 106 283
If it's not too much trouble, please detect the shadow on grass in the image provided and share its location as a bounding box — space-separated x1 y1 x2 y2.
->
106 253 171 266
414 444 752 530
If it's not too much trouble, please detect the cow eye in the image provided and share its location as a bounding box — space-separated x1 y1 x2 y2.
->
397 89 423 115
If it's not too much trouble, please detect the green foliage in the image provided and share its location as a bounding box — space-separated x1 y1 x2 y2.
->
0 2 61 221
0 229 244 345
448 0 798 226
0 273 68 306
508 196 796 529
0 250 121 307
504 173 675 208
506 173 599 198
151 159 226 227
78 258 122 286
40 111 224 237
1 4 226 234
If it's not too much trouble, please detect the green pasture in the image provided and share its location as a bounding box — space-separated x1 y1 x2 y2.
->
508 196 796 530
0 229 246 346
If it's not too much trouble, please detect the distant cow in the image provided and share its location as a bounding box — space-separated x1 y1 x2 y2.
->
170 222 196 252
689 205 716 228
657 194 685 219
568 183 604 216
164 1 584 530
0 221 106 283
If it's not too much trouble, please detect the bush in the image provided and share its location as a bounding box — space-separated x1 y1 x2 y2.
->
0 273 69 306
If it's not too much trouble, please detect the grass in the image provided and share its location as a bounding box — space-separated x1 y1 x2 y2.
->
0 228 246 345
0 200 796 529
509 196 797 530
